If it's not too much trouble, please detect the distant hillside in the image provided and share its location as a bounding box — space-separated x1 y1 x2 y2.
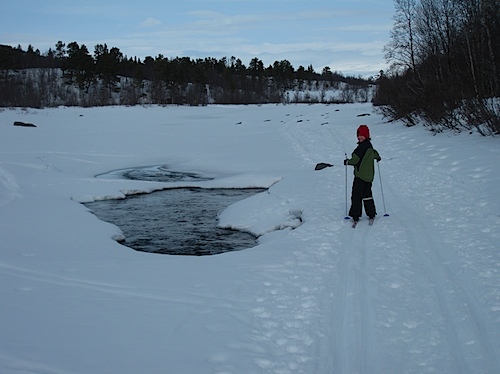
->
0 43 374 108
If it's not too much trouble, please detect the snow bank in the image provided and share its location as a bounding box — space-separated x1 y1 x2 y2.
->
1 104 499 373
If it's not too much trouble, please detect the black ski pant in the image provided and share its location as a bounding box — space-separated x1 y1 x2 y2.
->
349 177 376 221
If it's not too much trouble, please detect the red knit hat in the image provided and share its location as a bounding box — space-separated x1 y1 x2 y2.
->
357 124 370 139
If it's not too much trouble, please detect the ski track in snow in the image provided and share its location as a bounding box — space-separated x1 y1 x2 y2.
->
375 130 500 373
1 105 499 374
0 164 20 207
245 107 499 373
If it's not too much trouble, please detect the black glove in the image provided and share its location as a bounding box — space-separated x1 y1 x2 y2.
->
344 159 349 165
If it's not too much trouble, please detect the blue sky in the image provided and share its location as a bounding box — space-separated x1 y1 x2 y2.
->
1 0 394 77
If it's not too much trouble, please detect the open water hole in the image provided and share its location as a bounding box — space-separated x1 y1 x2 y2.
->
84 166 265 256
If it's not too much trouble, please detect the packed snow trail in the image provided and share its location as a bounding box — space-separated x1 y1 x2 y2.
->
0 164 20 207
272 106 499 373
0 104 499 374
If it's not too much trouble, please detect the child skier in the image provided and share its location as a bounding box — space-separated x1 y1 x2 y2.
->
344 124 381 225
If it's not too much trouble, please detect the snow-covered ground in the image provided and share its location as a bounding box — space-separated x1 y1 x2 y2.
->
1 103 499 374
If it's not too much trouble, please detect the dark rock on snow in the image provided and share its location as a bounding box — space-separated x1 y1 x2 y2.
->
14 121 36 127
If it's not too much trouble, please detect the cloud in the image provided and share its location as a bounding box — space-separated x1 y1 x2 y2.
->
1 1 391 77
328 23 393 33
140 17 161 28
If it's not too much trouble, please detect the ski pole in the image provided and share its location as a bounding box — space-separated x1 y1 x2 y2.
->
377 161 389 216
344 153 350 219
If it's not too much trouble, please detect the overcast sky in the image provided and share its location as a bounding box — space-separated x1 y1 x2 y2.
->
1 0 395 77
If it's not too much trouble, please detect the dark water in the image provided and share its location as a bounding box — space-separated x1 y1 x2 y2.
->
86 166 265 255
121 165 213 183
96 165 213 183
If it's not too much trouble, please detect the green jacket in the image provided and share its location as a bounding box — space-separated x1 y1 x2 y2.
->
347 139 381 183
